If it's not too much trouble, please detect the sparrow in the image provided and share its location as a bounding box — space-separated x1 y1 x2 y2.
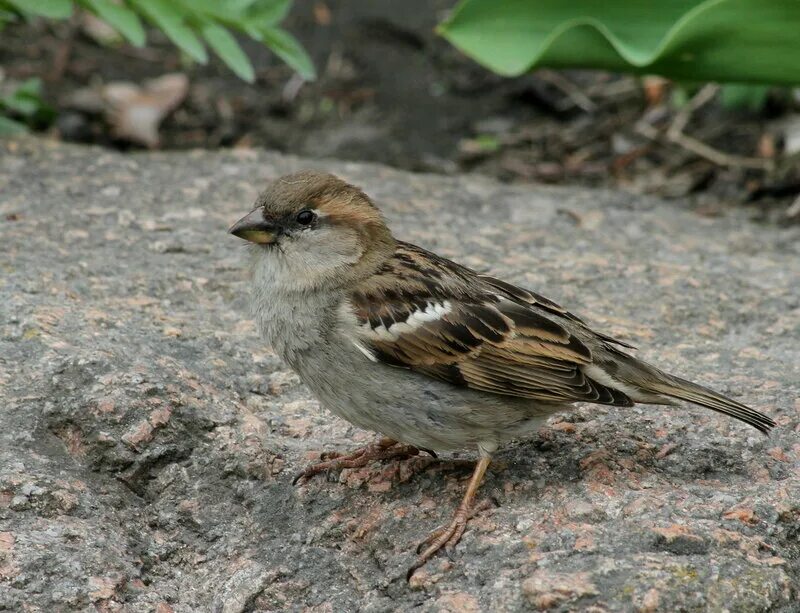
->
228 170 775 577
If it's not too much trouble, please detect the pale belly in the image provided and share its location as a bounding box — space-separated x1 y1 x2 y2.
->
290 337 558 453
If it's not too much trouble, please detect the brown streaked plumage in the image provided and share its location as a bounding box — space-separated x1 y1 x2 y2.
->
347 240 773 433
228 170 775 579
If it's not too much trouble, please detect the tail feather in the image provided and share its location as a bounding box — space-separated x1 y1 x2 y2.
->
649 374 775 434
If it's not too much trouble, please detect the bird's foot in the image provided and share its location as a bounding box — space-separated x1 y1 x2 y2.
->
406 455 494 580
407 497 495 579
292 437 423 485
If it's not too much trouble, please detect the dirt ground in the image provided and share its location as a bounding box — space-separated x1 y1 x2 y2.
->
1 0 799 218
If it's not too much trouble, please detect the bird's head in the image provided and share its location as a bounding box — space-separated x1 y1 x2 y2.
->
229 171 394 289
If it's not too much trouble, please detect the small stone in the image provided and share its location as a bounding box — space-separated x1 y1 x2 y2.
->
522 571 598 609
88 575 121 601
551 421 577 433
149 407 172 428
20 482 44 497
767 447 790 462
565 500 605 523
723 507 757 524
211 563 272 613
652 524 708 555
434 591 480 613
407 567 433 590
9 495 28 510
121 420 155 449
637 588 660 613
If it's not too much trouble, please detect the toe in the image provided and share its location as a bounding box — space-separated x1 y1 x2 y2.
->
416 525 447 553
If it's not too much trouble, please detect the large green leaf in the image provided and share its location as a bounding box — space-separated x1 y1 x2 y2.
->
201 22 255 82
439 0 800 85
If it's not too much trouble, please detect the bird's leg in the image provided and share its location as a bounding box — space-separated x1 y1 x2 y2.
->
292 437 423 485
407 454 492 579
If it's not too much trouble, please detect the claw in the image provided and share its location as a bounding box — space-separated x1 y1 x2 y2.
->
319 450 343 461
291 472 304 486
292 438 422 486
408 516 469 579
416 526 446 554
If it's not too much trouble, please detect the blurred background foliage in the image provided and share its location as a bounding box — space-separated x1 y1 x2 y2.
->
0 0 798 218
0 0 314 82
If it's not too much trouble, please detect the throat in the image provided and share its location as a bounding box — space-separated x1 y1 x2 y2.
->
250 265 340 361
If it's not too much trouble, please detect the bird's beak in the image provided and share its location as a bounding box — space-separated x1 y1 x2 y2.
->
228 209 278 245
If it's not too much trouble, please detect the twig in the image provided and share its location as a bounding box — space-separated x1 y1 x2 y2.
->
669 83 719 134
666 84 772 170
537 69 597 113
634 120 660 141
282 73 306 102
585 77 640 99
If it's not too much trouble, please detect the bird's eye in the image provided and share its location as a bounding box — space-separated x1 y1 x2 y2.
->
295 209 315 226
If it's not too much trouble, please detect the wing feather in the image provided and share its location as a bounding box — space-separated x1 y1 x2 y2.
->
350 242 633 407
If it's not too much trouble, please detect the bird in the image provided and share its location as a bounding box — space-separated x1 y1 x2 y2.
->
228 170 775 578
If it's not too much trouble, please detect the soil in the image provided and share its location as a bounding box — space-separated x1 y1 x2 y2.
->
1 0 799 215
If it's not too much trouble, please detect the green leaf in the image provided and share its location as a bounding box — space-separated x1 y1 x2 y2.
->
0 115 28 136
0 78 56 125
132 0 208 63
6 0 72 19
173 0 264 27
13 76 44 97
175 0 240 23
439 0 800 85
1 92 39 115
224 0 260 11
720 84 770 111
474 134 500 152
0 78 43 115
81 0 146 46
201 22 255 82
247 0 291 26
258 26 315 80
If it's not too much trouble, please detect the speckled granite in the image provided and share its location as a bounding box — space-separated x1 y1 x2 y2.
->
0 138 798 612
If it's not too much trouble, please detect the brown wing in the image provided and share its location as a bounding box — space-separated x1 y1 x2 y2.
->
349 242 633 407
478 274 636 350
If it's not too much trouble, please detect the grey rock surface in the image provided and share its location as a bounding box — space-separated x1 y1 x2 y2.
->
0 138 798 612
